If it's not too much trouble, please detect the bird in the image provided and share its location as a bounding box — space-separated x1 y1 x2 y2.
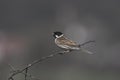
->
53 31 93 54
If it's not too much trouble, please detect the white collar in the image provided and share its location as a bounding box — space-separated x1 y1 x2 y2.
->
56 34 64 38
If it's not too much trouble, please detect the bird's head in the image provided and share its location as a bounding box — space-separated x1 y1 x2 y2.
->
53 31 63 38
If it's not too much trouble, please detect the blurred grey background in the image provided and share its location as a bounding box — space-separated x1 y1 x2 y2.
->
0 0 120 80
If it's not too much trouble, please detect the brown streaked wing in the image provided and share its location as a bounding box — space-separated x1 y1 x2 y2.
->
57 36 78 46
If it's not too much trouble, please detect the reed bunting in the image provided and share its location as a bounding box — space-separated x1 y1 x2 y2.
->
53 31 93 54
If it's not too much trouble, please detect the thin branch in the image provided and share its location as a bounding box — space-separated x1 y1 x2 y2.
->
8 64 16 71
8 64 16 80
8 40 95 80
8 50 70 79
24 68 28 80
21 72 41 80
9 77 14 80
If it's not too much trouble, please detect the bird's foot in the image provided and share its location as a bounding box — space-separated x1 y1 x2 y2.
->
59 50 70 55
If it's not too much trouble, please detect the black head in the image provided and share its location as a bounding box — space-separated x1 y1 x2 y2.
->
53 31 63 38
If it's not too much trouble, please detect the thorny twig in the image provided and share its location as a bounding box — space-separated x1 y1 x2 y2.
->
8 40 95 80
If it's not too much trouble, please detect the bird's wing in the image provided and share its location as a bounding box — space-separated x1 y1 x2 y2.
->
57 36 78 47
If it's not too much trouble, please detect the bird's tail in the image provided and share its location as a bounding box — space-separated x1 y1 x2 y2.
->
80 48 93 54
